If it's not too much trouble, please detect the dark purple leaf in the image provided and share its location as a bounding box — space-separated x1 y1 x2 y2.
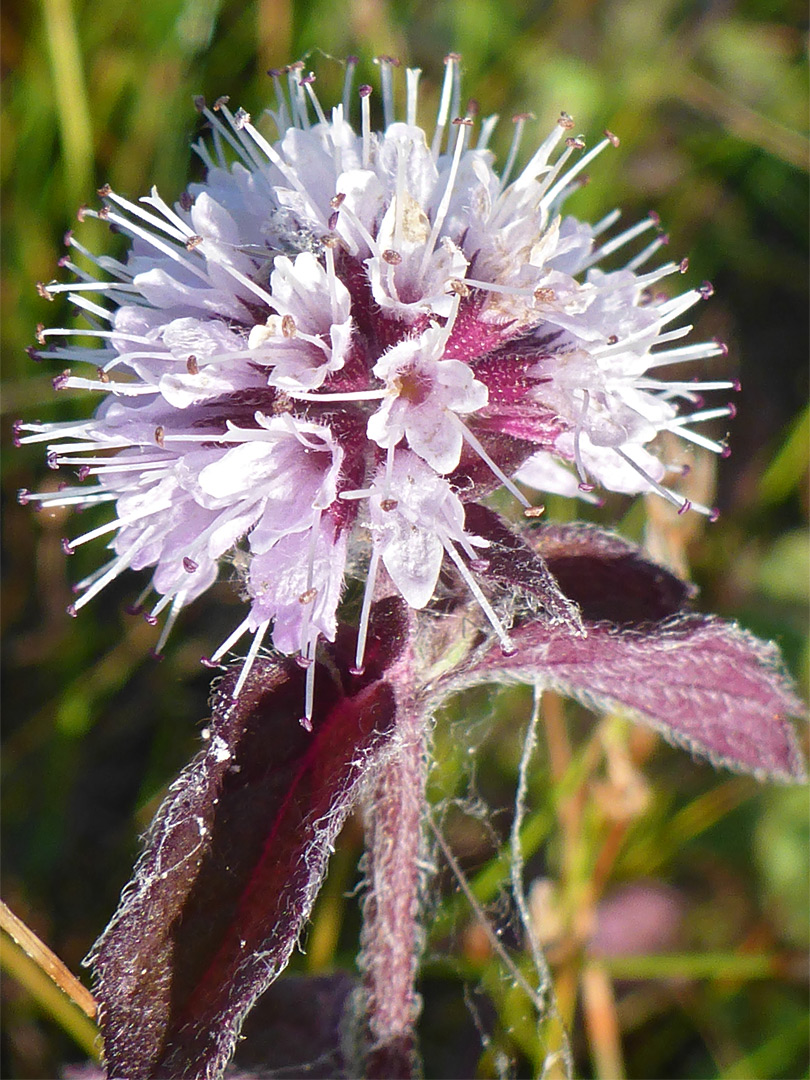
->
454 613 805 781
534 521 695 624
463 504 583 632
231 972 356 1078
90 600 410 1080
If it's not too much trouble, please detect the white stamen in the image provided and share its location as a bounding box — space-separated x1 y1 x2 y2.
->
39 280 137 299
57 456 173 475
500 114 531 190
324 243 340 323
573 389 591 486
103 187 194 244
268 69 291 131
592 208 622 237
579 216 659 270
71 529 155 612
354 546 381 674
57 377 158 396
449 414 532 508
476 114 499 149
303 78 328 127
663 423 726 454
285 388 387 402
287 67 309 129
154 591 188 655
210 614 252 664
431 55 455 158
377 57 396 129
361 89 372 168
406 67 421 127
644 340 726 369
232 619 271 698
625 235 669 272
540 136 612 211
332 196 377 257
239 118 330 229
637 378 735 394
441 534 514 653
197 104 257 169
61 295 116 322
419 119 469 280
86 208 211 283
531 144 576 205
613 447 690 512
303 647 317 727
342 57 358 117
509 118 567 193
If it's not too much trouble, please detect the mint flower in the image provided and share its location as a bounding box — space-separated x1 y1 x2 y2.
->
19 55 734 726
20 56 803 1080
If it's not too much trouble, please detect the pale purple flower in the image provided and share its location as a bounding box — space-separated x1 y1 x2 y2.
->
18 56 735 725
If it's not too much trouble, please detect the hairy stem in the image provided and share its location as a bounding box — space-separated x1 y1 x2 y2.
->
359 696 427 1079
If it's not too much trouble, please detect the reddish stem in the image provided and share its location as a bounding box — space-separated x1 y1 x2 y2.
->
359 698 427 1079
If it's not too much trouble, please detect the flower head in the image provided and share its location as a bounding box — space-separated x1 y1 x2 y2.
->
19 55 735 724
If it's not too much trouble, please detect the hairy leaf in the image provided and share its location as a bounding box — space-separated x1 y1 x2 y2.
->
534 521 695 624
439 521 804 780
90 599 410 1080
464 503 583 632
230 972 356 1078
456 613 805 781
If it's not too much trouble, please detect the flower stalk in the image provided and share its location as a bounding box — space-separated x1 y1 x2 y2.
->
359 706 428 1078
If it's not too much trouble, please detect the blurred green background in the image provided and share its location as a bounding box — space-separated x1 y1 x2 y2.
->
1 0 807 1077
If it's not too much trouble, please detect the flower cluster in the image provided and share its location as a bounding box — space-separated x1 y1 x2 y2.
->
18 56 734 725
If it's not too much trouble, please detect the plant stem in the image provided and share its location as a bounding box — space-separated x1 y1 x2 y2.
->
359 698 427 1079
